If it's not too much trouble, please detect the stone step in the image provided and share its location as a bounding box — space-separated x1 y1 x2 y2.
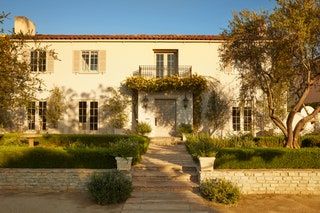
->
134 164 197 173
133 181 198 191
133 171 198 182
150 137 182 145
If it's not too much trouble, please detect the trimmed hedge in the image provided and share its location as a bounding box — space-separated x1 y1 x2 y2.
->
301 135 320 148
38 134 148 148
215 148 320 169
0 146 116 168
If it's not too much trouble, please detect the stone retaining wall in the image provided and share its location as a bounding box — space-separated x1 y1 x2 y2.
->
0 169 115 192
199 169 320 195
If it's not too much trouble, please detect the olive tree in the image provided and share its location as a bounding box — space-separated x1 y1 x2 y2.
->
220 0 320 148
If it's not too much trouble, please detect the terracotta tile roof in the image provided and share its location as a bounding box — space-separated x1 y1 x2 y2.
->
29 34 224 41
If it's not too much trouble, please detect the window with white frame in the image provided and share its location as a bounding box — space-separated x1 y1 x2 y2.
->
27 102 36 130
79 101 98 131
79 101 87 130
232 107 241 131
39 101 47 131
81 51 98 71
31 50 46 72
244 106 252 131
89 101 98 130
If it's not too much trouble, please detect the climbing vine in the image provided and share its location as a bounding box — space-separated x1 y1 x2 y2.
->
124 75 207 92
123 75 208 129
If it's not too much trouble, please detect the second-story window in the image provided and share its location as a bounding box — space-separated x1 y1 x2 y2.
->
154 50 178 77
31 50 46 72
82 51 98 72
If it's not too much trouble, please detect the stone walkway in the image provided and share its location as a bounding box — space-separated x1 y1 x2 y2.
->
122 138 217 213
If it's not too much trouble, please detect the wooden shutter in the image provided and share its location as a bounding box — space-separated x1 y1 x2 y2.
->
98 50 106 73
73 50 80 73
46 51 54 73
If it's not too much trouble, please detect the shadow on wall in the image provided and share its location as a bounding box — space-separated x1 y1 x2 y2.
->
53 84 132 134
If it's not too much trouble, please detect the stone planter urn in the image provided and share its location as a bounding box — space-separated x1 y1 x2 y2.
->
199 157 216 171
182 133 187 142
115 157 133 171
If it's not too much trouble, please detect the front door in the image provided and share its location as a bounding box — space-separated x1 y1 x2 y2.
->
154 99 177 136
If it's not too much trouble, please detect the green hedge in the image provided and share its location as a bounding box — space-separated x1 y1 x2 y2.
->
215 148 320 169
301 135 320 148
38 134 148 148
0 134 150 168
0 146 116 168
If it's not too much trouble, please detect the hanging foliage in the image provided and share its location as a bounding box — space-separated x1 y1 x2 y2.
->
124 75 207 92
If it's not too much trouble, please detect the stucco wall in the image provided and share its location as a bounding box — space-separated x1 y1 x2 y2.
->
199 169 320 195
24 39 240 135
0 169 120 192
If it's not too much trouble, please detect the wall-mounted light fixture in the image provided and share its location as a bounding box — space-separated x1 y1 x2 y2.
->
183 93 189 109
142 95 149 109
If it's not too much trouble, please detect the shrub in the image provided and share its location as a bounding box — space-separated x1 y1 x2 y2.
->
0 133 27 146
215 148 320 169
110 139 140 162
135 122 151 136
87 170 133 205
0 146 116 168
200 178 240 204
38 134 147 148
254 136 285 147
185 134 221 158
301 135 320 148
178 123 193 134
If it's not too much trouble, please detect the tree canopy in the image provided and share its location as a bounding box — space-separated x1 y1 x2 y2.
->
0 13 38 129
220 0 320 148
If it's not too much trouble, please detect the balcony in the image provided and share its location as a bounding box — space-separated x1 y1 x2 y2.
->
136 65 192 78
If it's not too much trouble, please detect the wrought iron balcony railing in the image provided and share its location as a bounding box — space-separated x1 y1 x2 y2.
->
136 65 192 78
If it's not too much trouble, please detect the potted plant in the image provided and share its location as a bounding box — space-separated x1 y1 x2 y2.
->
186 135 217 171
135 122 152 136
112 140 138 171
178 123 193 141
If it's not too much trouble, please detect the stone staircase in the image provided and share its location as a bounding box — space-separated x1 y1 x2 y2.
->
122 137 215 212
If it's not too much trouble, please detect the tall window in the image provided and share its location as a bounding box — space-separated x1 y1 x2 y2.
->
39 101 47 130
155 50 178 77
82 51 98 71
232 107 240 131
244 107 252 131
79 101 87 130
31 50 46 72
27 102 36 130
90 101 98 130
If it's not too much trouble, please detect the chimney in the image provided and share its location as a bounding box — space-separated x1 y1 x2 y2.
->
14 16 36 35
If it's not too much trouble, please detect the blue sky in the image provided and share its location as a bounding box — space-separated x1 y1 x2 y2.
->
1 0 276 35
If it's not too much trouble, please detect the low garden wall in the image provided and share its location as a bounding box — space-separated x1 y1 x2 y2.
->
199 169 320 195
0 168 121 192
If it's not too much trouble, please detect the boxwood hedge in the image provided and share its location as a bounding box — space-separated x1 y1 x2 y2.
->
0 146 116 168
215 148 320 169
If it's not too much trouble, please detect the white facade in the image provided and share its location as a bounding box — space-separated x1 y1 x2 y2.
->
18 17 256 137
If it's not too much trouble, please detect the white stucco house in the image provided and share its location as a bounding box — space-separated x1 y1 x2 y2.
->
13 16 260 137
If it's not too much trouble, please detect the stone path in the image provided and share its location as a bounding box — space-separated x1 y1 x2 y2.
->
122 138 216 213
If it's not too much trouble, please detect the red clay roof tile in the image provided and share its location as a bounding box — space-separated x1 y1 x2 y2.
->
29 34 224 40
